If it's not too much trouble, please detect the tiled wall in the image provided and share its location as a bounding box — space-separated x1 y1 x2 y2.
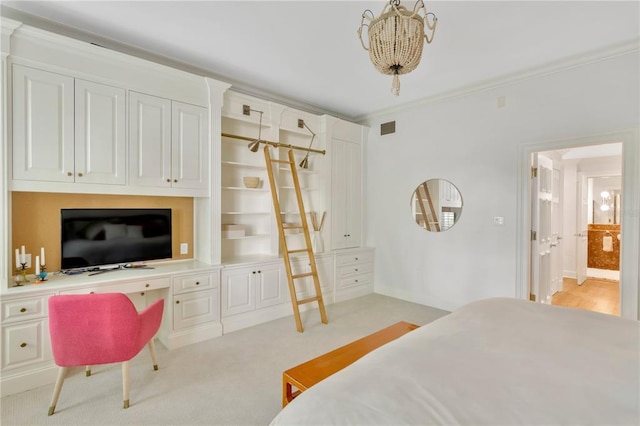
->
587 224 620 270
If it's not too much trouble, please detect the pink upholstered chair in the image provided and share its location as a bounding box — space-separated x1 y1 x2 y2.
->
47 293 164 415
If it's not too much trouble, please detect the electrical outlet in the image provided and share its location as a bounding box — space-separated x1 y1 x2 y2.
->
180 243 188 255
25 253 32 267
493 216 505 226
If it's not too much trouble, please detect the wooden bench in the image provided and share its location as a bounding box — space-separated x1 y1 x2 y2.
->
282 321 419 407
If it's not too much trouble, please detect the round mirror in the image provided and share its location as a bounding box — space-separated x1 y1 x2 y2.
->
410 179 463 232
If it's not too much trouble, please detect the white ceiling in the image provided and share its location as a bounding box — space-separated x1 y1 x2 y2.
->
2 1 639 121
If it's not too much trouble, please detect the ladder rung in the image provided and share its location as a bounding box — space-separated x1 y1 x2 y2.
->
270 159 291 164
287 248 308 254
297 296 319 305
292 272 313 279
283 224 303 229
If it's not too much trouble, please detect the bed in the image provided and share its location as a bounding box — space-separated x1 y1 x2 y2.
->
270 297 640 425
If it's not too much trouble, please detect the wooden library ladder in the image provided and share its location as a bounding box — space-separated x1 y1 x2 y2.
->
264 146 328 333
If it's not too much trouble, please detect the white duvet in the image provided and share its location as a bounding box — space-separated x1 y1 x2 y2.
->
270 298 640 425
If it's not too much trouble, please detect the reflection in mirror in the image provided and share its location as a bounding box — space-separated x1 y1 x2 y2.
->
588 176 621 224
411 179 463 232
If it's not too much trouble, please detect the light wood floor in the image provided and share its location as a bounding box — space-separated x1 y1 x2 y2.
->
552 277 619 316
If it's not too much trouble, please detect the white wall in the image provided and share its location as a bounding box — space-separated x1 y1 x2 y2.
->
364 52 640 312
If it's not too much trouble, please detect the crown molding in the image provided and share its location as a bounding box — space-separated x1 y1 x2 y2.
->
358 38 640 124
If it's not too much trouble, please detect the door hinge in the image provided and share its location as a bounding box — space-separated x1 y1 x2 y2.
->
531 167 538 178
529 293 535 301
531 230 537 241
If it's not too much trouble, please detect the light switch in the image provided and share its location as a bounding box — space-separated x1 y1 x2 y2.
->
180 243 188 254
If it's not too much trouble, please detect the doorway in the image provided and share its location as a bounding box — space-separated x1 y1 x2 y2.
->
516 130 640 320
534 145 622 315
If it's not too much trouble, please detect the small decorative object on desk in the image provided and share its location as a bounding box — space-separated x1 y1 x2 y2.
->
310 211 326 253
15 245 29 285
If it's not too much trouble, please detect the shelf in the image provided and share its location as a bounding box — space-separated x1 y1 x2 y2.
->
280 186 316 191
222 211 271 215
222 160 266 169
279 167 316 175
223 234 270 240
222 186 270 192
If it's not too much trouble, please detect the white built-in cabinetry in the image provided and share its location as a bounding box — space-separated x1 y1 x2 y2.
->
331 137 362 250
129 91 208 191
220 95 326 262
1 19 374 398
12 64 126 185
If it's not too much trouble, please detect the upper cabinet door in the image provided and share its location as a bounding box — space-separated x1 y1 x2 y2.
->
129 91 172 187
171 101 208 190
12 65 74 182
75 79 126 185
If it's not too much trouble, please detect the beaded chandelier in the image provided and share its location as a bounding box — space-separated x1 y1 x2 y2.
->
358 0 437 96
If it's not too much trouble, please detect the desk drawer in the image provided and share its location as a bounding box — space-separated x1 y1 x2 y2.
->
59 277 171 295
172 273 217 295
173 289 218 330
1 295 49 323
1 318 51 370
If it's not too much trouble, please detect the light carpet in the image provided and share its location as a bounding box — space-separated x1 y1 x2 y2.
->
1 294 448 426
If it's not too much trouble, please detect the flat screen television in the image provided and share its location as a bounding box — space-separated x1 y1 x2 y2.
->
61 208 172 270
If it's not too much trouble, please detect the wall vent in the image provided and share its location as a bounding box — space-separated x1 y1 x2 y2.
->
380 121 396 135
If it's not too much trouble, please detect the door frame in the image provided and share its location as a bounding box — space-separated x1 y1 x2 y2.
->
516 129 639 320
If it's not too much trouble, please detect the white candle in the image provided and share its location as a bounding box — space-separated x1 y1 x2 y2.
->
20 245 25 263
35 256 40 275
40 247 45 265
15 249 20 268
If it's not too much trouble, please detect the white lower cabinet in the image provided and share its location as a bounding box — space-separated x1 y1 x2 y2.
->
334 248 375 302
221 260 301 333
0 293 55 397
172 272 219 330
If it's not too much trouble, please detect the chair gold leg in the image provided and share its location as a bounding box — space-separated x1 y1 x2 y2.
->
85 365 91 377
122 361 130 409
147 339 159 371
48 367 68 416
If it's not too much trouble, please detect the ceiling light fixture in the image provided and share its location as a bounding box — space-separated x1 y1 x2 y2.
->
358 0 437 96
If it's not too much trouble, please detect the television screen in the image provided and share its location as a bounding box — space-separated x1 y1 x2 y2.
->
61 208 172 270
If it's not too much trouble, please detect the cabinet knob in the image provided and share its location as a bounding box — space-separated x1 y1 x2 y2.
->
173 179 178 183
140 292 145 296
355 258 358 261
166 179 171 183
252 271 256 274
175 300 180 304
257 270 261 274
20 342 27 348
77 172 83 177
195 281 200 286
355 279 359 283
145 283 150 288
90 291 95 294
355 268 359 272
67 172 73 177
20 307 27 313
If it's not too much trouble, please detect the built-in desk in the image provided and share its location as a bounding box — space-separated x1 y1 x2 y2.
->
0 260 222 397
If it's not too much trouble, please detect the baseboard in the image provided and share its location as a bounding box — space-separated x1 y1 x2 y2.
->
333 284 374 303
160 321 223 350
0 363 58 397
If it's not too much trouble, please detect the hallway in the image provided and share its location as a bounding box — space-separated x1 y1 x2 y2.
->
552 277 619 316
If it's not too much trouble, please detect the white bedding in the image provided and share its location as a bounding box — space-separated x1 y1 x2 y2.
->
270 298 640 425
